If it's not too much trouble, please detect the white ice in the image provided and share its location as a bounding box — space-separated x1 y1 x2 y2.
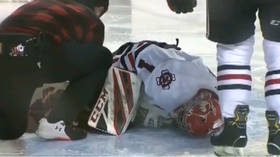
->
0 0 268 156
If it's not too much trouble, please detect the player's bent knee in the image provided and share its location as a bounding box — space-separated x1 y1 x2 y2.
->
0 115 27 140
0 125 26 140
100 46 113 68
61 42 112 72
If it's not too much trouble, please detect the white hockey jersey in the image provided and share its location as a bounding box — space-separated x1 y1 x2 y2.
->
112 41 217 114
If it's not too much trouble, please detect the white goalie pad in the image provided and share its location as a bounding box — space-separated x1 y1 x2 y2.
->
88 66 142 136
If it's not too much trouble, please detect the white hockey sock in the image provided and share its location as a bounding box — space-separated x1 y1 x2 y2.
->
217 36 254 118
265 70 280 119
264 39 280 122
217 65 252 118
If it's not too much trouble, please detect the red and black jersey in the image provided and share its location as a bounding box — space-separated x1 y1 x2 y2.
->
0 0 104 44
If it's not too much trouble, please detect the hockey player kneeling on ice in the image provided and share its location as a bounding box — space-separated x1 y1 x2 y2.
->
0 0 111 141
87 40 223 137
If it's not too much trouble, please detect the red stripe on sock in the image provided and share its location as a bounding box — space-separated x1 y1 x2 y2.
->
217 74 252 81
265 79 280 87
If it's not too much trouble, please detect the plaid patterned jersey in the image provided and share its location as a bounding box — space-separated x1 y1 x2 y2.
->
0 0 104 44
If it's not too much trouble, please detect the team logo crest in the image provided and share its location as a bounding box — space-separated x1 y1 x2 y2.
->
156 69 176 90
9 44 26 56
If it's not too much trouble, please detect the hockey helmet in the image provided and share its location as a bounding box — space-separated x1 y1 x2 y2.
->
175 89 222 137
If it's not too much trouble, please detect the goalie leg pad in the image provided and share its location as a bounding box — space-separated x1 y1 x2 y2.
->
88 67 142 136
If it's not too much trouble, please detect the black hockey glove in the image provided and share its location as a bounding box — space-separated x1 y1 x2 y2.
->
167 0 197 14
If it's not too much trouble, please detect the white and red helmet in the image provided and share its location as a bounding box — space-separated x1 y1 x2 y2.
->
175 89 222 137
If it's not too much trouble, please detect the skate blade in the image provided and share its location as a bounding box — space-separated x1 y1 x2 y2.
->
214 146 244 156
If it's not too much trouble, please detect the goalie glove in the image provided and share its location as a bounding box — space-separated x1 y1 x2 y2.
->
135 95 173 128
166 0 197 14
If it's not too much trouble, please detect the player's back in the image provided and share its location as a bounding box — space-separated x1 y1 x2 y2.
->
113 41 217 113
0 0 104 44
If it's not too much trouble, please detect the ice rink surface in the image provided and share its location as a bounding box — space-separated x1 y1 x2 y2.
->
0 0 269 156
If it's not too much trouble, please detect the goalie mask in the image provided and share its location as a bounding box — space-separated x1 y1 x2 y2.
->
175 89 222 137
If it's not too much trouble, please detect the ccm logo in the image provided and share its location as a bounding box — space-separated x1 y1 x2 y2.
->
271 20 280 26
90 88 108 124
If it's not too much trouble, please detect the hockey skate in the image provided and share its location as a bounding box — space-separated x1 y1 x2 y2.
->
211 105 249 156
36 118 87 141
266 111 280 155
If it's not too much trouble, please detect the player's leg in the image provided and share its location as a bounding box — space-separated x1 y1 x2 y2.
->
207 0 257 155
211 37 253 155
259 1 280 155
0 34 42 140
0 93 29 140
0 83 29 140
36 43 112 140
0 58 41 139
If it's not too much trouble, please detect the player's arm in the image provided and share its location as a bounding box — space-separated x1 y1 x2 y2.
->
133 94 173 129
166 0 197 14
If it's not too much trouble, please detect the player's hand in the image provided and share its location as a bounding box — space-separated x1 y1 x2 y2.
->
137 103 172 128
166 0 197 14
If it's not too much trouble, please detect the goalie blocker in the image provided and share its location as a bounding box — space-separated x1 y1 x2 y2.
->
88 67 142 136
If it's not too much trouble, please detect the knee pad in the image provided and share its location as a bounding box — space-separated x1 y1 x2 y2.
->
217 36 255 65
